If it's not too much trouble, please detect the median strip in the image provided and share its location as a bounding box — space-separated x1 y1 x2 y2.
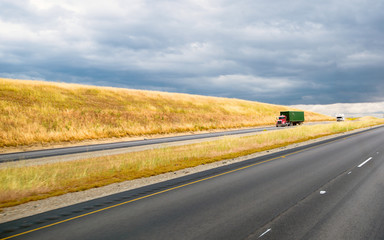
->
0 120 383 210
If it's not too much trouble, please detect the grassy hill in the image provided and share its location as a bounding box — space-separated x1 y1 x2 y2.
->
0 78 333 148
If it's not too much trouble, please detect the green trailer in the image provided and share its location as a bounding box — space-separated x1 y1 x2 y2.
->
276 111 305 127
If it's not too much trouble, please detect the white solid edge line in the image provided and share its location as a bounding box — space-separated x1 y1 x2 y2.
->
259 228 272 238
358 157 372 168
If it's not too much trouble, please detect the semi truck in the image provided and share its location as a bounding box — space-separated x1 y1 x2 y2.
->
336 114 345 121
276 111 304 127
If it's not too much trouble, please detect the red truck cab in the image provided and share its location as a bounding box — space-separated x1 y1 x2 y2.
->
276 115 287 127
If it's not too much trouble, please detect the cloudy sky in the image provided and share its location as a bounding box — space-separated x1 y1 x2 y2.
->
1 0 384 111
292 102 384 118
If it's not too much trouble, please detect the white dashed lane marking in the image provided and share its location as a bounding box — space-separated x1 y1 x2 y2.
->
358 157 372 168
258 228 271 238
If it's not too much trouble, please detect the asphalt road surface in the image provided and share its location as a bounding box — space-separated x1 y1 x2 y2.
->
1 125 384 240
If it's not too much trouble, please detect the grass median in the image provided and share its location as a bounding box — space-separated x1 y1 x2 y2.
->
1 119 384 209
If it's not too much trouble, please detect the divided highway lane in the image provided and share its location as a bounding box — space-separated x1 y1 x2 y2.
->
0 122 331 163
1 125 383 240
0 126 278 162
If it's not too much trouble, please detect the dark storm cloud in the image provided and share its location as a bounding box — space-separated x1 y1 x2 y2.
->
0 0 383 106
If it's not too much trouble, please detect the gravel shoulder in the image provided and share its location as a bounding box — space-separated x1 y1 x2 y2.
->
0 126 373 224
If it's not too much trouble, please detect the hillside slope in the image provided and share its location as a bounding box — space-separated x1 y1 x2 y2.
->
0 78 333 147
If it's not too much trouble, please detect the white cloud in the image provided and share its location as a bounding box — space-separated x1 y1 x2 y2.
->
292 102 384 118
339 51 384 68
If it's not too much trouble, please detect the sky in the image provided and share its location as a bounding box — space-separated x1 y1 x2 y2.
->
291 102 384 118
1 0 384 114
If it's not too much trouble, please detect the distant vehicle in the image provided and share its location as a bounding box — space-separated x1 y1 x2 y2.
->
336 114 345 121
276 111 305 127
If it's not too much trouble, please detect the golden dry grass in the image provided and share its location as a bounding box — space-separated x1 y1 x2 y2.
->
0 78 332 147
358 116 378 121
1 118 383 209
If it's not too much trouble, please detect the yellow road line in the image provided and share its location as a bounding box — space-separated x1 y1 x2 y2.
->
1 132 365 240
2 156 283 240
2 158 282 240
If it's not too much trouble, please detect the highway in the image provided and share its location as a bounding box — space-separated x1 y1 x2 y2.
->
0 126 278 162
1 125 384 239
0 122 331 163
